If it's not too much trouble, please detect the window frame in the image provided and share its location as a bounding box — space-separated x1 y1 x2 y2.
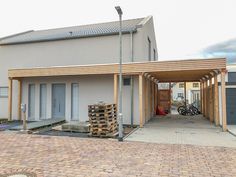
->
193 83 199 88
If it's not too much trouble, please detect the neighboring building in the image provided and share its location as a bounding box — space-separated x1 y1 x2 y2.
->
0 16 157 124
172 82 200 107
219 64 236 125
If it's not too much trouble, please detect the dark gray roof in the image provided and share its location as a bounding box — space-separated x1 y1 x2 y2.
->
0 17 145 45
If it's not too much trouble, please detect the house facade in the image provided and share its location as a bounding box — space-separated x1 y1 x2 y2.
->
0 16 157 125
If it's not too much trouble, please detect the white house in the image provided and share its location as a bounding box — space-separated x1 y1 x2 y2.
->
0 16 157 125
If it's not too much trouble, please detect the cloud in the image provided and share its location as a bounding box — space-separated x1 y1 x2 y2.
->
199 38 236 64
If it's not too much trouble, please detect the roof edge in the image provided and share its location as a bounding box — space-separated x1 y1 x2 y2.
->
136 15 153 28
0 30 34 41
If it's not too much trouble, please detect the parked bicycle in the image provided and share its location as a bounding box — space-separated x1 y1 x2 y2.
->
177 103 201 116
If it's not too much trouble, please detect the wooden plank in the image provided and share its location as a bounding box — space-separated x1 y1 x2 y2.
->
214 75 219 126
8 78 12 121
18 79 22 120
9 58 226 78
139 74 144 127
113 74 118 105
209 78 214 122
221 70 227 131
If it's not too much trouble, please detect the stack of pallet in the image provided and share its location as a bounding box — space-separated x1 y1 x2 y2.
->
88 103 118 137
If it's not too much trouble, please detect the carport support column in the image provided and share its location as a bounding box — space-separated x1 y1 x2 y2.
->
214 74 219 126
8 78 13 121
139 74 144 127
18 79 22 120
209 77 214 122
203 80 208 118
200 82 204 114
184 82 187 106
221 70 227 131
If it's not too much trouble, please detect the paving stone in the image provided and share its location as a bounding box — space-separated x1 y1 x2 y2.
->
0 132 235 176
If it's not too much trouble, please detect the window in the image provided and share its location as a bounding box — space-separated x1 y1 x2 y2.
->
179 83 184 88
0 87 8 97
193 83 199 88
178 93 184 98
28 84 35 119
153 49 156 61
148 37 151 61
40 84 47 119
123 78 131 86
71 83 79 120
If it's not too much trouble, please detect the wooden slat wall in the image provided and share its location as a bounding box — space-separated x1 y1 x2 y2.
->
9 58 226 78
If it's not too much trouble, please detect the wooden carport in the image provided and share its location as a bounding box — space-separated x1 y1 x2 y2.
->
8 58 227 130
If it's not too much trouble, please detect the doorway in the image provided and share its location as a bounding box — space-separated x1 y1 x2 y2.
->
52 84 66 118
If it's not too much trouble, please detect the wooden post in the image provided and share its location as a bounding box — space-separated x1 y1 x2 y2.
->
214 74 219 126
150 81 153 118
8 78 13 121
139 74 144 127
114 74 118 105
204 80 207 118
221 70 227 131
18 79 22 120
200 82 204 114
184 82 187 106
145 79 148 122
209 78 214 122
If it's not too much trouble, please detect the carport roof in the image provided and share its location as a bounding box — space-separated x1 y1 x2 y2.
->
8 58 226 82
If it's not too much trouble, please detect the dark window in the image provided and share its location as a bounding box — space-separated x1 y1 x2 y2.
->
193 83 199 88
179 83 184 88
178 93 184 97
123 78 131 86
148 37 151 61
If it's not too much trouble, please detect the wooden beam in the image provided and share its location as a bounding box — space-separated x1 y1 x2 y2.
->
9 58 226 78
221 70 227 131
18 79 22 120
113 74 118 105
214 75 219 126
209 78 214 122
139 74 144 127
8 78 13 121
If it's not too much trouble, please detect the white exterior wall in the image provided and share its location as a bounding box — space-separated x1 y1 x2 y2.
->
11 75 140 125
0 17 156 121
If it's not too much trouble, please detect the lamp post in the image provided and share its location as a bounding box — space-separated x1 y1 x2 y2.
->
115 6 123 141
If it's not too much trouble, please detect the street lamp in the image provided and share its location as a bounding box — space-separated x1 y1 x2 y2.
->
115 6 123 141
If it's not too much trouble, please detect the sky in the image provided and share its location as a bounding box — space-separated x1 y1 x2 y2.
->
0 0 236 62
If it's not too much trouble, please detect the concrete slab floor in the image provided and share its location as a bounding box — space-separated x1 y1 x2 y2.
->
125 114 236 147
228 125 236 136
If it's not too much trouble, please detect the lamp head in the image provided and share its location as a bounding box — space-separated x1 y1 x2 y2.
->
115 6 123 15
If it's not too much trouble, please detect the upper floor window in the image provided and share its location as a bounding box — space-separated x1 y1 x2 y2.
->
193 83 199 88
0 87 8 97
179 83 184 88
148 37 151 61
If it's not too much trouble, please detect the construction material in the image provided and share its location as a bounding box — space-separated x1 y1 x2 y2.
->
61 122 90 133
88 103 118 137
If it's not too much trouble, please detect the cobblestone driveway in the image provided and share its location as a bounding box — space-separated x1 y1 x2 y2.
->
0 132 236 177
